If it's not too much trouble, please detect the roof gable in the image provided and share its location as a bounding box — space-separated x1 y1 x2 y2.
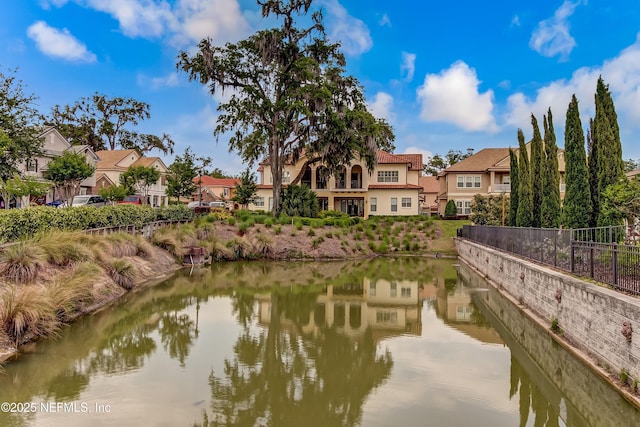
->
95 150 140 169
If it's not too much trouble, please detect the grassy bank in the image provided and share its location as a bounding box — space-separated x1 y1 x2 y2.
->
0 212 468 361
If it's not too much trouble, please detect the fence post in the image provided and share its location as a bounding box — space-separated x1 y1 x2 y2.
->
570 241 574 273
554 232 557 267
612 243 618 287
590 243 595 279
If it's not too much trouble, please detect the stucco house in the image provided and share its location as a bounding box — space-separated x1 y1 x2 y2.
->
436 144 566 217
191 176 241 206
419 176 439 215
249 150 423 218
19 126 100 205
94 149 169 206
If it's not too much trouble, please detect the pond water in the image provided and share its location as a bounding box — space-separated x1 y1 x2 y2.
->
1 257 639 427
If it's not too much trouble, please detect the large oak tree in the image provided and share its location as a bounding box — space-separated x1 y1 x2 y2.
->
177 0 394 216
47 93 175 155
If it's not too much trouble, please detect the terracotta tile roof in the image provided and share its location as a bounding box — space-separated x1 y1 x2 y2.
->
376 151 422 170
419 176 439 193
193 176 240 187
444 148 510 173
368 184 422 190
95 150 138 168
394 153 423 171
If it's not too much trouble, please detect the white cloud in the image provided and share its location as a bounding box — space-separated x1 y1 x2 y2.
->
401 52 416 82
138 72 181 89
416 61 498 132
510 14 520 27
27 21 97 63
44 0 250 45
80 0 173 38
529 0 583 60
379 13 391 27
321 0 373 56
367 92 395 123
170 0 251 45
505 35 640 134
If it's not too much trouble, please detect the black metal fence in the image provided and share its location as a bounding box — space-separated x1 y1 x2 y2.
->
458 225 640 295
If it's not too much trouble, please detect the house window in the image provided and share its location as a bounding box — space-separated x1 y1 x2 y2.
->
457 175 482 188
376 310 397 324
401 197 411 208
456 200 472 215
223 188 229 198
503 175 510 184
370 281 376 297
377 171 399 183
268 197 273 210
27 159 38 172
255 197 265 207
370 197 377 212
390 282 397 297
401 287 411 298
391 198 397 212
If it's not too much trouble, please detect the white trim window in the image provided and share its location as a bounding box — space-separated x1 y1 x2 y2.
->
456 200 472 215
457 175 482 188
268 197 273 211
255 197 265 207
391 197 397 212
401 197 411 208
370 197 377 212
377 171 399 183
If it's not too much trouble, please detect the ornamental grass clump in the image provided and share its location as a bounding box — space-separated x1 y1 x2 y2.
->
34 231 92 266
1 242 46 283
108 259 136 290
0 284 58 344
47 262 99 322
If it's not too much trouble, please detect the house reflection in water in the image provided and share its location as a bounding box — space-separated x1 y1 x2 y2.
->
431 275 503 345
256 278 422 341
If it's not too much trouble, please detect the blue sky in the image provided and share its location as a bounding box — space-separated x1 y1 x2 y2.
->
2 0 640 174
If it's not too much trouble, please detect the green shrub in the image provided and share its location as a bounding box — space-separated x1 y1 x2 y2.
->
227 217 236 226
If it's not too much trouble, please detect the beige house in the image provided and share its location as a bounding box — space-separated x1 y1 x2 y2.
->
436 144 566 217
19 126 99 205
94 150 169 206
419 176 439 215
191 176 241 206
249 151 423 218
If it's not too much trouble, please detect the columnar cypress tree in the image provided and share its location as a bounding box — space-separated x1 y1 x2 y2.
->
593 77 624 226
587 118 598 226
541 109 561 228
508 148 519 226
530 114 544 227
562 95 592 228
516 129 533 227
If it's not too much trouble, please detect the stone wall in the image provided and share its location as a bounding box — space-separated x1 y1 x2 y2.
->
458 261 640 425
456 237 640 386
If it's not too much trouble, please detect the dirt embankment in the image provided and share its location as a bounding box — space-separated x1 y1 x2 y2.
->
0 219 456 362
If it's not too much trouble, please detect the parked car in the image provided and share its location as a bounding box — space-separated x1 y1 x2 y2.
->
119 195 145 205
187 200 210 214
209 201 229 210
71 195 107 208
45 200 65 208
187 201 209 209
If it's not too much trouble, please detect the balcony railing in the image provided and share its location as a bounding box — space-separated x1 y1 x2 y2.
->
493 183 511 192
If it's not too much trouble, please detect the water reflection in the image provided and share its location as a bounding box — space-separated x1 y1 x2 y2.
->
0 258 638 426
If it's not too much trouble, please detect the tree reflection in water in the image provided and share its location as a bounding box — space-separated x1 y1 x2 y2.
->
196 289 393 427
